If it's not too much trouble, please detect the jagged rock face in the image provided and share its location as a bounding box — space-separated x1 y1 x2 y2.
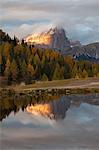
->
25 27 99 62
25 27 70 52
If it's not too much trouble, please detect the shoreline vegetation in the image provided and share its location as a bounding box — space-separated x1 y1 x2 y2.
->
0 78 99 121
0 78 99 98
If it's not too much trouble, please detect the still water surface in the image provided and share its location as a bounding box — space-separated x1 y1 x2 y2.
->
0 94 99 150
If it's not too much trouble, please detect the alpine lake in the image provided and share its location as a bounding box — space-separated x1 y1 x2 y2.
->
0 88 99 150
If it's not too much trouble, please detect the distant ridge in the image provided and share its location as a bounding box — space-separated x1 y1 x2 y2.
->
65 42 99 62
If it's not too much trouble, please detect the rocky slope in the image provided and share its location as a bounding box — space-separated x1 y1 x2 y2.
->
65 42 99 62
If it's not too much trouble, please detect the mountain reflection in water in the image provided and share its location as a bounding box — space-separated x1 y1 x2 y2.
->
1 93 99 150
0 94 99 121
26 96 70 120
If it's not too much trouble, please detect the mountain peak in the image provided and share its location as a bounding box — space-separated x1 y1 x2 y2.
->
25 27 70 52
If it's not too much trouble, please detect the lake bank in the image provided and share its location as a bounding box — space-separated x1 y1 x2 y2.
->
10 77 99 92
0 78 99 100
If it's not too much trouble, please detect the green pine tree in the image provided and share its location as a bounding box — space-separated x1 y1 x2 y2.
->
10 59 18 81
52 63 61 80
41 73 48 81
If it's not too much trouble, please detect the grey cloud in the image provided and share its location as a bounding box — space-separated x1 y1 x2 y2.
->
1 0 99 14
0 0 99 44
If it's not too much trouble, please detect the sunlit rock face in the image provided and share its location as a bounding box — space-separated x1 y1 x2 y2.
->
25 27 71 53
25 33 52 45
26 97 70 120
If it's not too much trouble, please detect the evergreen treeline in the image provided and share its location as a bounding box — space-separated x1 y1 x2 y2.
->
0 29 99 85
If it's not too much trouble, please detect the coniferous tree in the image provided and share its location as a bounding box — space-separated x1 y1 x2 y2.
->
4 42 11 58
0 53 3 75
64 63 71 79
10 59 18 82
41 73 48 81
82 69 88 78
20 60 27 81
33 53 40 66
27 64 35 83
52 63 61 80
4 58 12 84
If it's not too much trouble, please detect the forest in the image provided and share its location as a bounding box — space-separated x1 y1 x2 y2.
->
0 29 99 85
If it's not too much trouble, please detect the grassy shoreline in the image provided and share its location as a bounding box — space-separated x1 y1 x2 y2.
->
0 78 99 97
10 77 99 91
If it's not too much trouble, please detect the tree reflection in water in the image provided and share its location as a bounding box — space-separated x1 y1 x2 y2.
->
0 94 99 121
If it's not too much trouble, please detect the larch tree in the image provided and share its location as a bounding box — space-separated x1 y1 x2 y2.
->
10 59 18 81
41 73 48 81
52 63 61 80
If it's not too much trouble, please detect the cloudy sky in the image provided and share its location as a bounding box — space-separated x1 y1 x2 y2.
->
0 0 99 44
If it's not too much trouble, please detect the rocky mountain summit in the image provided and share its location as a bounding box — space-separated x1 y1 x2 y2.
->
1 27 98 62
25 27 71 53
25 27 99 62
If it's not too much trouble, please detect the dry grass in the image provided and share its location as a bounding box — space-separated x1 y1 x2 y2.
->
11 77 99 92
